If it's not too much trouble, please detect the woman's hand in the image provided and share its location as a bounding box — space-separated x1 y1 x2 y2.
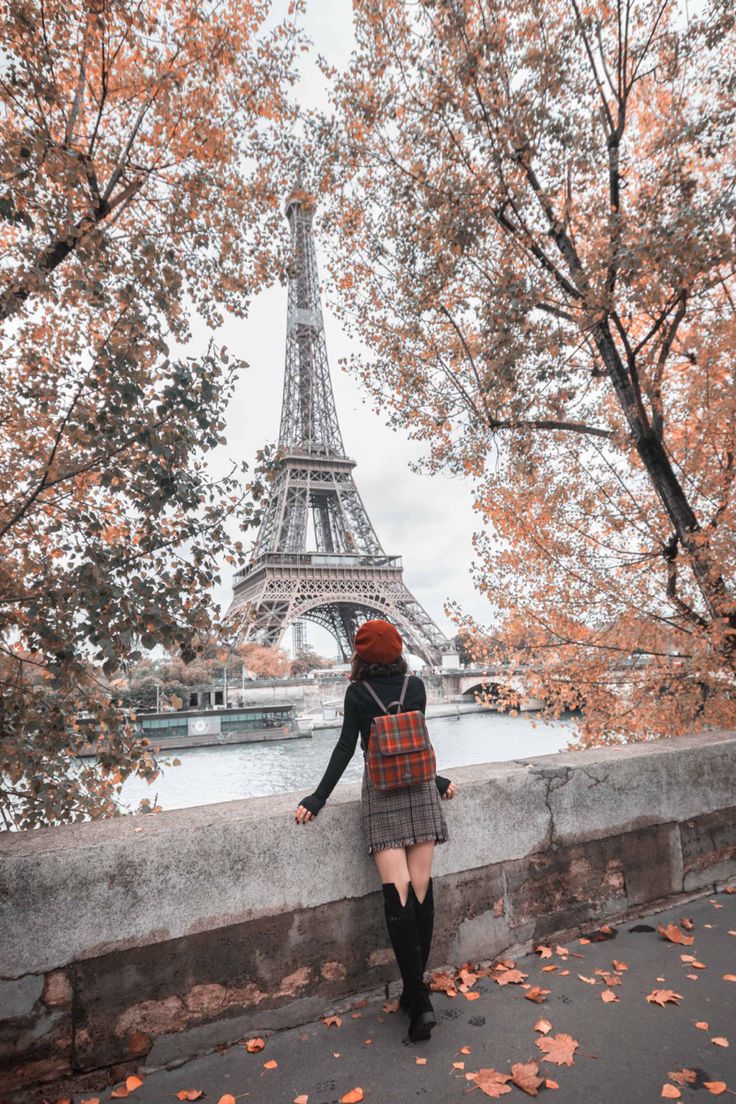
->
441 781 457 799
295 803 316 823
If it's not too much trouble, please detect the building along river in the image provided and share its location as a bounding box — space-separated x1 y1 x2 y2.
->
108 708 579 815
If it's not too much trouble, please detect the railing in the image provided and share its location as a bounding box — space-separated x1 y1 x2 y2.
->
235 552 403 577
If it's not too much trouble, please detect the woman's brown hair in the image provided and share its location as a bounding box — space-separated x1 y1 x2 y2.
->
349 653 409 682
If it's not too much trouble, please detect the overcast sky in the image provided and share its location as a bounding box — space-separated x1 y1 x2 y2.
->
197 0 494 659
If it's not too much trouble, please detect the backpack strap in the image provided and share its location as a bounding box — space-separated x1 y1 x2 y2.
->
360 679 389 714
362 674 411 715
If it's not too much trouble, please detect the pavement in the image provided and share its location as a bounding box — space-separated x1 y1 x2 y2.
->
89 887 736 1104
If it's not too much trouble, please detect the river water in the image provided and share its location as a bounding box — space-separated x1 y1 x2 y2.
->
111 709 580 815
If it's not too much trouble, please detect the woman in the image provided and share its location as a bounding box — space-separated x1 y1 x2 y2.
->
295 618 457 1043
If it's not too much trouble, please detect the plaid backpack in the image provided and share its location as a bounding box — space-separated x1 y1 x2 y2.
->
361 674 437 792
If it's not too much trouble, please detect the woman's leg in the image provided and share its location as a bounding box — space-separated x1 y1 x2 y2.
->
405 839 435 904
372 846 411 902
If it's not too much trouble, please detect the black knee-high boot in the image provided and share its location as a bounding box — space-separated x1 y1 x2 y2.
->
399 877 434 1011
382 881 436 1042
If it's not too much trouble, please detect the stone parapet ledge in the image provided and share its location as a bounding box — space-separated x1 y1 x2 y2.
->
1 729 735 1103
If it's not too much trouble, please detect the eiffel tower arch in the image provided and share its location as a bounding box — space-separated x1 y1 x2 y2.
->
227 193 448 667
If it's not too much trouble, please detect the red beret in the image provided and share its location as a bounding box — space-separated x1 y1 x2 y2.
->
354 619 403 663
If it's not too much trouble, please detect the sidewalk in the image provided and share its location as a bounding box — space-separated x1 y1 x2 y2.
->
89 888 735 1104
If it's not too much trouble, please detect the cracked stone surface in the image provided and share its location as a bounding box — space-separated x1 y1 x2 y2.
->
81 887 736 1104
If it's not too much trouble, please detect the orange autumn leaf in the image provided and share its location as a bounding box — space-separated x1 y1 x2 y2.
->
669 1071 698 1086
416 1057 427 1065
703 1082 728 1095
263 1059 278 1069
294 1096 309 1104
244 1037 266 1052
657 924 695 946
647 989 683 1006
218 1097 236 1104
711 1037 729 1047
493 969 527 985
534 1019 552 1034
176 1093 204 1101
535 1033 579 1066
322 1015 342 1028
466 1068 513 1097
339 1089 364 1104
511 1060 544 1096
661 1086 681 1099
524 986 550 1003
464 991 481 1001
126 1076 143 1091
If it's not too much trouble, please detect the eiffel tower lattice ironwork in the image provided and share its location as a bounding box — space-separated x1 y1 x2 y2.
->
228 194 448 666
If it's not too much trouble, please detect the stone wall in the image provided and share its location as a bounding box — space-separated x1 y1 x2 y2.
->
2 730 735 1102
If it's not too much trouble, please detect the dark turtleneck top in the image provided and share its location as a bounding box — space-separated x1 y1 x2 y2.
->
298 673 451 815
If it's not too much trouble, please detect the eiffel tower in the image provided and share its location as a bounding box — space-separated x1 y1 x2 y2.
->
228 192 448 666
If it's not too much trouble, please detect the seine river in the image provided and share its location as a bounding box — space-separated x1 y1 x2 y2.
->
112 709 580 815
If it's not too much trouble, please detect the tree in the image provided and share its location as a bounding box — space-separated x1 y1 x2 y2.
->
290 645 332 677
0 0 302 829
321 0 736 744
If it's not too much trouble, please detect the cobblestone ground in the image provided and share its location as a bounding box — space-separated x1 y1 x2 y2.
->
88 887 735 1104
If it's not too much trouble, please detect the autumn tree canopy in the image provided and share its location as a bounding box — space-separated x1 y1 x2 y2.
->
0 0 302 829
322 0 736 742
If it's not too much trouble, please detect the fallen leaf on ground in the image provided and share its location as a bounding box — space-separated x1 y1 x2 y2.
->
244 1037 265 1052
669 1070 697 1086
524 986 550 1003
458 966 478 986
464 991 481 1000
511 1061 544 1096
681 917 695 930
493 969 527 985
703 1082 727 1095
545 1079 559 1089
658 923 694 946
382 999 399 1013
416 1057 427 1065
695 1021 709 1029
711 1037 729 1047
541 965 558 973
535 946 553 958
661 1085 681 1098
218 1096 236 1104
612 959 628 971
453 1061 465 1069
322 1015 342 1028
723 975 736 982
577 974 597 984
460 1046 472 1053
646 989 683 1006
340 1089 363 1104
176 1093 203 1101
535 1033 579 1066
430 970 457 993
294 1096 309 1104
466 1068 513 1097
534 1018 552 1035
601 990 618 1002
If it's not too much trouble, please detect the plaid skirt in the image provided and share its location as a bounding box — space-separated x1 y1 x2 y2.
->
361 755 450 855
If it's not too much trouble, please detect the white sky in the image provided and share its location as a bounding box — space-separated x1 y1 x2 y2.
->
197 0 494 659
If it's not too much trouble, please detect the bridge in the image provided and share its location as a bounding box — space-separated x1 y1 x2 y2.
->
197 666 546 714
